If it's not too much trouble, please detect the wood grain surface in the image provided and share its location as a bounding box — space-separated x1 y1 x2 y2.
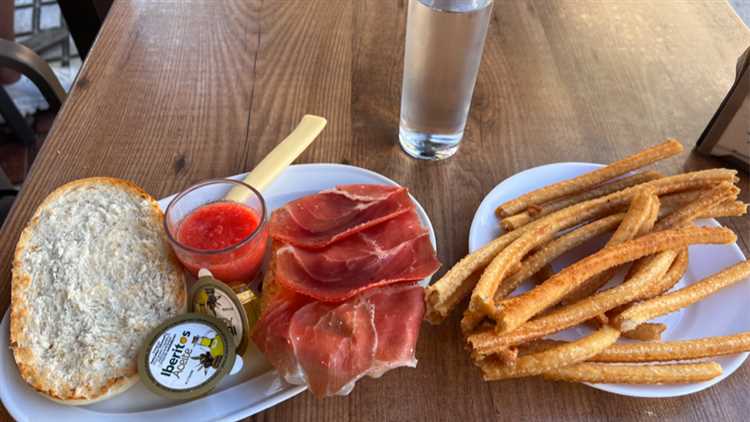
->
1 0 749 420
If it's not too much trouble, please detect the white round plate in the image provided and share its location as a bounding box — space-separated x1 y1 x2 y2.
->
0 163 436 421
469 162 748 398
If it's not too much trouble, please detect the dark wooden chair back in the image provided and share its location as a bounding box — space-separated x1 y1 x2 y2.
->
0 39 67 174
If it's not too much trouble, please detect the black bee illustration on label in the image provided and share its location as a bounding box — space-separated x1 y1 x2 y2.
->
191 334 226 373
194 287 220 317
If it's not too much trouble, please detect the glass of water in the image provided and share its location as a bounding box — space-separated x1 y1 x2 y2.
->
399 0 493 160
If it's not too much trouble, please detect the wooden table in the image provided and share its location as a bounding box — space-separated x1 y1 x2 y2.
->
1 0 749 420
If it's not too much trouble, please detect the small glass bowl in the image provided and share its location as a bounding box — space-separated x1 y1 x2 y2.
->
164 179 268 287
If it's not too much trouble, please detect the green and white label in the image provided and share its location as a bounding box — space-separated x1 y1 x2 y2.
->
147 321 228 391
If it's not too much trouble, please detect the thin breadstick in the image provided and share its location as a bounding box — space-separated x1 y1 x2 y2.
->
592 332 750 362
562 191 659 303
622 323 666 341
629 187 725 281
591 319 665 340
501 172 662 230
495 139 683 217
494 213 626 300
655 182 739 231
480 191 651 315
471 225 557 316
532 168 735 213
639 194 661 234
544 173 734 296
609 248 687 321
463 295 525 334
480 326 620 380
522 332 750 363
627 196 742 281
626 197 747 280
699 200 747 219
659 189 706 216
425 269 484 325
543 362 722 384
507 171 727 233
493 227 735 333
563 194 660 305
461 306 487 335
468 250 678 358
518 339 565 355
426 169 736 324
587 311 668 339
631 248 689 301
425 232 523 324
613 260 750 332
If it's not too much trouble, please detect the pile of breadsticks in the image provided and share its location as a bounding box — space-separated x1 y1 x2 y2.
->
426 139 750 385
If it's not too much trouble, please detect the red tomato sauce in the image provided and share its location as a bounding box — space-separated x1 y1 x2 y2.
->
177 202 260 251
175 202 267 284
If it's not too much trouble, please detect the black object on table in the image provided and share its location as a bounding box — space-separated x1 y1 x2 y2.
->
0 39 66 176
58 0 110 60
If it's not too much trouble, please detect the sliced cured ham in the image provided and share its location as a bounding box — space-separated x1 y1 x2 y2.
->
250 289 313 385
275 211 440 301
253 283 425 398
253 184 439 398
288 299 377 396
269 184 414 249
367 285 424 375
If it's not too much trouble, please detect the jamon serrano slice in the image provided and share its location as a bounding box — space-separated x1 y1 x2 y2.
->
367 284 424 376
253 284 425 397
269 184 413 249
251 289 313 385
288 299 377 396
275 211 440 301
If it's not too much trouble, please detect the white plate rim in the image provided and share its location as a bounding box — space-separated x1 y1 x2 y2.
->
468 162 748 398
0 163 437 420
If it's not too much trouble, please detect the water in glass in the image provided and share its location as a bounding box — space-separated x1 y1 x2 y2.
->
399 0 493 160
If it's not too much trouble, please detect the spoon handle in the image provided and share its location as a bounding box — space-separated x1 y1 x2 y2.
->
226 114 327 201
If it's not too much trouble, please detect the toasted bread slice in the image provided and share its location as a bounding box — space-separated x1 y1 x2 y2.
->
259 241 282 315
11 177 186 404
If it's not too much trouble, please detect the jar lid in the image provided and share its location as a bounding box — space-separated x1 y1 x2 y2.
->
138 313 236 400
190 275 254 356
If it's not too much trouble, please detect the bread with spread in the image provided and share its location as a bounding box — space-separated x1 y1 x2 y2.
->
10 177 186 405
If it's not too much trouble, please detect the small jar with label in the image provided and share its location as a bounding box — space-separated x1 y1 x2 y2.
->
138 314 237 400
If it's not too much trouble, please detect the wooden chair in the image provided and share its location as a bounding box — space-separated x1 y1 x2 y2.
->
0 39 66 175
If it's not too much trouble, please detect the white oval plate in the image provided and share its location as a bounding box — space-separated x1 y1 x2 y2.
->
0 163 437 421
469 162 749 398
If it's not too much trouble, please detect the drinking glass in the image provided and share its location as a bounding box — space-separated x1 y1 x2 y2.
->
399 0 493 160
